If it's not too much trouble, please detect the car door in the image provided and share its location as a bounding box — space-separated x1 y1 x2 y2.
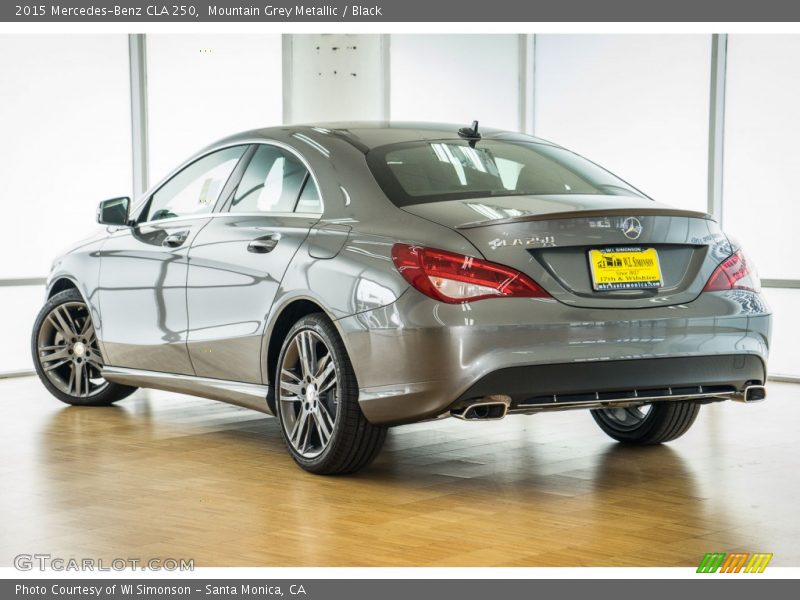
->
98 145 248 374
185 142 323 384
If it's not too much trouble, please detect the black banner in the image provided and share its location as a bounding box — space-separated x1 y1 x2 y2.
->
4 0 800 22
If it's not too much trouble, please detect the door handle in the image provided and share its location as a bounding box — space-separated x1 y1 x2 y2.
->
248 233 280 254
162 231 189 248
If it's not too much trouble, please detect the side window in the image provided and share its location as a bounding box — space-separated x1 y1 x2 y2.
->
230 145 309 214
144 146 246 222
296 177 322 213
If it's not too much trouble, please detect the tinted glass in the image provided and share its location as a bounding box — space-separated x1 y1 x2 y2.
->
368 140 645 206
295 177 322 213
230 145 308 213
145 146 246 222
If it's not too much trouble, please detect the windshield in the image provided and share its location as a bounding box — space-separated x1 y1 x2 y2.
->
367 140 647 207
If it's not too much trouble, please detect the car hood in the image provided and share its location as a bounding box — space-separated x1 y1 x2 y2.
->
400 194 709 230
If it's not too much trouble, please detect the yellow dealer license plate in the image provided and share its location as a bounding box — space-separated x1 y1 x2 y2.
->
589 247 663 291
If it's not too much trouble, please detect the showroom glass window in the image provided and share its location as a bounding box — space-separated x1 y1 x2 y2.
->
534 35 711 212
230 144 321 214
143 146 247 222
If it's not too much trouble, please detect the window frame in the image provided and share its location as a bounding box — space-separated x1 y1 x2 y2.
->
218 141 325 216
134 144 251 226
365 138 648 207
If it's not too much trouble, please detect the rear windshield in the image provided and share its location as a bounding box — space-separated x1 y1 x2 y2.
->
367 139 646 206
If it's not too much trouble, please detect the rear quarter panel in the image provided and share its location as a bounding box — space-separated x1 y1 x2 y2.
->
262 130 486 383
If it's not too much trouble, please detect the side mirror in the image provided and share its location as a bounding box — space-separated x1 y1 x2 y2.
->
97 197 131 227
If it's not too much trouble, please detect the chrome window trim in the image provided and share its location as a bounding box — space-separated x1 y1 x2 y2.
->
131 138 326 226
212 211 323 219
116 211 324 230
130 142 251 224
117 214 212 228
226 140 326 217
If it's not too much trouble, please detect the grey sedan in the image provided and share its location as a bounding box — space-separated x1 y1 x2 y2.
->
31 122 771 474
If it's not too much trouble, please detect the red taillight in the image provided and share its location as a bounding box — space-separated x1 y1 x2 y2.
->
703 250 760 292
391 243 549 304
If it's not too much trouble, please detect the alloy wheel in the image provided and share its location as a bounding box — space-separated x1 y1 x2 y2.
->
278 329 339 459
597 404 653 431
36 301 108 398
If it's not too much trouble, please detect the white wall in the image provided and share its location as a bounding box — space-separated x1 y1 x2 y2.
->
723 35 800 281
722 35 800 378
290 34 386 123
146 34 283 184
534 35 711 212
0 35 132 374
0 287 43 373
390 34 520 131
0 35 132 279
762 288 799 378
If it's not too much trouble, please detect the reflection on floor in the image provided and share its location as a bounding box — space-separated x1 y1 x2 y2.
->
1 376 798 567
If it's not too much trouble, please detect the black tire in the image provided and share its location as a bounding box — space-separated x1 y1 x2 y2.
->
591 401 700 445
31 288 137 406
275 313 386 475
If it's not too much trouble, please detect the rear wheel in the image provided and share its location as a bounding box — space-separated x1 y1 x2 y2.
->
275 313 386 475
31 289 137 406
591 401 700 444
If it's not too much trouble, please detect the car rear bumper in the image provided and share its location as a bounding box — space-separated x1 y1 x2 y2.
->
334 289 771 425
451 354 765 412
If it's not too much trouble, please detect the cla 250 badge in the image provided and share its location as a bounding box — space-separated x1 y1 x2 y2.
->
488 235 556 249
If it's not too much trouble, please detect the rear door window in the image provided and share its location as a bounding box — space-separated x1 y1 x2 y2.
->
229 145 314 214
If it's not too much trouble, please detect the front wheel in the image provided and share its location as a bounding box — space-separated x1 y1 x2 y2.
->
275 313 386 475
591 401 700 445
31 288 137 406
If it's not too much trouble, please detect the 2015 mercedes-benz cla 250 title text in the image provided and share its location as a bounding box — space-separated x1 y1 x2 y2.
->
32 122 771 474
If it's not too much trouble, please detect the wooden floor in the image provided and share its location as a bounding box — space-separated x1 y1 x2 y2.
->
1 376 799 567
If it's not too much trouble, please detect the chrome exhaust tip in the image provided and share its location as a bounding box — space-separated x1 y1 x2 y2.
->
733 385 767 403
451 395 511 421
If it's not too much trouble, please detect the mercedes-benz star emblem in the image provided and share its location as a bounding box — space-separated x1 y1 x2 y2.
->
621 217 643 240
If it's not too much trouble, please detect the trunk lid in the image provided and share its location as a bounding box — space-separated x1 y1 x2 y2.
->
402 194 732 309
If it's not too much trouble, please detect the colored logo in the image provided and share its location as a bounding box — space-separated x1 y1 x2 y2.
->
697 552 773 573
621 216 643 240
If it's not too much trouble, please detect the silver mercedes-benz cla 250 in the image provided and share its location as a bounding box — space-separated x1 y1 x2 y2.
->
32 122 771 474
